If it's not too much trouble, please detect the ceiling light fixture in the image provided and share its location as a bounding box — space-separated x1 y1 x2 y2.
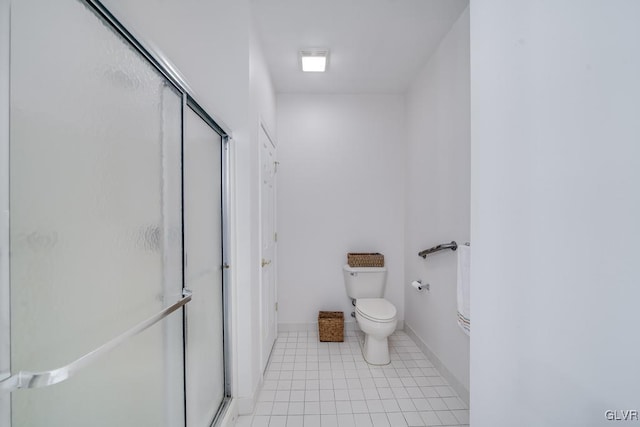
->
299 49 329 72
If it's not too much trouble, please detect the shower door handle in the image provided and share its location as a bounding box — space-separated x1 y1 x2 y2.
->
0 289 192 392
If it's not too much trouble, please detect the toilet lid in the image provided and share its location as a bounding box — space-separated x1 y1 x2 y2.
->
356 298 397 321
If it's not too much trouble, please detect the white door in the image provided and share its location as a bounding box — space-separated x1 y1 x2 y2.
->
260 124 277 370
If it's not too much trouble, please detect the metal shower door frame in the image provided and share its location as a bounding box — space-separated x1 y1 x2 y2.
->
0 0 234 425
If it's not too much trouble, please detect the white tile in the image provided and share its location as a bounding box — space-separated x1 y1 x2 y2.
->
381 399 400 413
288 402 304 415
305 402 320 415
250 332 456 427
429 377 449 386
396 368 411 377
320 401 337 415
263 381 278 390
337 414 356 427
434 386 455 397
349 389 365 400
351 400 369 414
411 398 432 411
321 414 339 427
347 378 362 388
275 390 290 402
387 378 403 388
269 415 287 427
420 387 440 398
421 368 439 377
251 416 270 427
406 387 424 399
370 413 390 427
353 413 373 427
373 377 389 388
334 389 350 401
319 379 333 389
397 398 417 412
377 388 394 399
443 397 466 410
303 415 321 427
345 370 359 379
286 415 304 427
291 380 305 390
392 387 409 399
272 402 289 416
386 412 408 426
335 400 352 414
259 390 276 402
426 398 448 411
289 391 305 402
401 377 418 387
235 415 253 427
334 378 348 389
435 411 458 425
451 409 469 424
419 411 442 426
320 389 335 401
305 390 320 402
277 381 292 391
414 377 430 387
360 387 377 400
365 400 384 414
265 372 279 381
403 411 425 427
255 402 273 416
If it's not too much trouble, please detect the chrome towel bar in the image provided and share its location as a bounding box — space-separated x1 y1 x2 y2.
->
418 241 458 258
0 289 192 392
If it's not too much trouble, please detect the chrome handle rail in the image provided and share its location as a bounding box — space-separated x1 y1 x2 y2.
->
418 241 458 258
0 290 192 392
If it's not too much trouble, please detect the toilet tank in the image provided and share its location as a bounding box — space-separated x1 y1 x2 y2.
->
343 265 387 299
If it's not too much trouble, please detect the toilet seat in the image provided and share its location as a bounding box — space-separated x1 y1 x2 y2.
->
356 298 397 322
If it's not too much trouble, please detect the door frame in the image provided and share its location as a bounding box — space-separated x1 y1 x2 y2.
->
1 0 11 425
258 119 277 372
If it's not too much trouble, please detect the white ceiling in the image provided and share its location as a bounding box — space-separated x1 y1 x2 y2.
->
251 0 468 94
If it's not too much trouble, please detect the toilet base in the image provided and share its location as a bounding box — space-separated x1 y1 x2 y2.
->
362 334 391 365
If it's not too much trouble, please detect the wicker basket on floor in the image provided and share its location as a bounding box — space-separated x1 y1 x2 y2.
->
347 252 384 268
318 311 344 342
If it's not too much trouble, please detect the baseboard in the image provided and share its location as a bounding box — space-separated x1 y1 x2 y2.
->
219 398 238 427
404 322 469 406
236 375 263 416
278 320 405 333
278 321 357 332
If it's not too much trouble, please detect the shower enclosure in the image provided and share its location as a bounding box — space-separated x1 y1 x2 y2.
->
0 0 231 425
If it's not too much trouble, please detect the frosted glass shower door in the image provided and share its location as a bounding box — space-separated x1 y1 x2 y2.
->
5 0 185 426
183 108 226 426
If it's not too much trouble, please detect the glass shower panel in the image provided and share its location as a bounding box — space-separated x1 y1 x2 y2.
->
183 108 225 427
9 0 184 425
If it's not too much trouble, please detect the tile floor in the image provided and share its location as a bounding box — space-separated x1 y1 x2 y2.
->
235 329 469 427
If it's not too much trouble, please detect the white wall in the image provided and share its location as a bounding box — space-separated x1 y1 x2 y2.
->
471 1 640 426
276 94 405 329
404 7 470 400
244 16 277 413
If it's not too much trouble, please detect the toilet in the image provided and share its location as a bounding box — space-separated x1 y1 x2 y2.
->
343 265 398 365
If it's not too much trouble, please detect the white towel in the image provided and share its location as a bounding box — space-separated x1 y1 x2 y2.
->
456 244 471 336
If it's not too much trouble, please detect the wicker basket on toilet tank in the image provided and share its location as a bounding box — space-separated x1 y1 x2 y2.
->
347 253 384 268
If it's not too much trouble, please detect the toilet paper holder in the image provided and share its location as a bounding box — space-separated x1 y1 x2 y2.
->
411 279 429 292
